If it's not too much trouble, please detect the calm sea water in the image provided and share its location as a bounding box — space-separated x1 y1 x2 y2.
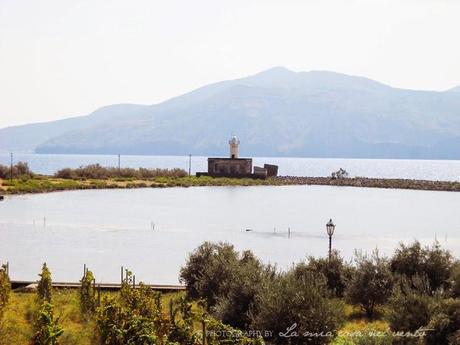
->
1 153 460 181
1 186 459 284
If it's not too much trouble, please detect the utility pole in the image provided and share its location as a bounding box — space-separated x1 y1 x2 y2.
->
188 154 192 176
118 154 121 171
10 152 13 182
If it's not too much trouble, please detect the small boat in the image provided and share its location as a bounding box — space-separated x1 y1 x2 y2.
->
245 228 252 232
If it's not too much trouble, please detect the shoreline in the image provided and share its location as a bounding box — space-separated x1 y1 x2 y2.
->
1 175 460 195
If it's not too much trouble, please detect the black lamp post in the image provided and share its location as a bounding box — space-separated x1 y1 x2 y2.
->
326 218 335 259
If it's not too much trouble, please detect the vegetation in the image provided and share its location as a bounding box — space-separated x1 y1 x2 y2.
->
2 163 460 196
345 250 393 318
4 241 460 344
0 161 34 179
55 164 187 179
0 264 10 320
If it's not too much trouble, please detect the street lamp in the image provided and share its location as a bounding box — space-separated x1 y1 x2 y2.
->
326 219 335 259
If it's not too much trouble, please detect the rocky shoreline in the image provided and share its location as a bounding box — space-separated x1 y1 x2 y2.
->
275 176 460 192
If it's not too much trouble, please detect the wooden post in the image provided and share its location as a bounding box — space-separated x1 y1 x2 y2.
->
120 266 124 284
97 284 101 306
6 261 9 277
83 264 87 278
132 275 136 288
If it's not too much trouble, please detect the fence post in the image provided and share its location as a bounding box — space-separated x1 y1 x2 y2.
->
120 266 124 284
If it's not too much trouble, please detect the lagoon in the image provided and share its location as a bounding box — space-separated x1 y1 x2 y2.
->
1 185 459 284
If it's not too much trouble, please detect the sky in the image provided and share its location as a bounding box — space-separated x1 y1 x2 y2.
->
1 0 460 128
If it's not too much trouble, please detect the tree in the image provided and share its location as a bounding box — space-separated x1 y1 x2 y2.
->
37 263 52 303
0 264 10 320
295 250 352 297
426 299 460 345
213 251 271 329
386 275 435 345
80 269 97 316
251 271 344 345
390 240 453 292
32 302 64 345
346 250 393 318
179 242 240 308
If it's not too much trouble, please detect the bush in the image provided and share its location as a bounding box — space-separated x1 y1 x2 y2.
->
251 271 344 345
37 263 52 303
213 251 271 329
32 301 64 345
426 299 460 345
386 275 435 344
179 242 241 308
0 161 34 179
80 269 97 316
390 240 453 292
346 250 393 318
0 264 10 320
54 164 187 179
295 250 352 298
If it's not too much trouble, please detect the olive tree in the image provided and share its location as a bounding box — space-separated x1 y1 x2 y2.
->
346 250 393 318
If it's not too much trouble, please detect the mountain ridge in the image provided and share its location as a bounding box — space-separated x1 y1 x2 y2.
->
2 67 460 159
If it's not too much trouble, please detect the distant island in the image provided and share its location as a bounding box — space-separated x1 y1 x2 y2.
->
1 67 460 159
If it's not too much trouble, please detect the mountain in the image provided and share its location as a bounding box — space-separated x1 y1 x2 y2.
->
2 67 460 159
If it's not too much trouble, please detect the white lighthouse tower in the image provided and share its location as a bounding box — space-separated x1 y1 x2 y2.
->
229 135 240 159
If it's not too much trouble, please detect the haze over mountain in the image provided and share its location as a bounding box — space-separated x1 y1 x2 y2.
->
2 67 460 159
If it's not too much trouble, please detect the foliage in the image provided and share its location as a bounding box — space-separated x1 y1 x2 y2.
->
346 250 393 318
38 263 52 303
205 316 265 345
96 273 174 345
251 271 345 345
295 250 352 297
0 161 33 179
55 164 187 179
213 251 272 329
390 240 453 292
32 301 64 345
425 298 460 345
80 269 97 316
179 242 241 308
0 264 11 320
386 275 435 344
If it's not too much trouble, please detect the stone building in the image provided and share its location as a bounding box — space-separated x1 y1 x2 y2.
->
197 136 278 179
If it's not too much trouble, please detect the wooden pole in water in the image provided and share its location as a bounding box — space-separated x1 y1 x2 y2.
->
118 154 121 171
288 227 291 238
188 154 192 176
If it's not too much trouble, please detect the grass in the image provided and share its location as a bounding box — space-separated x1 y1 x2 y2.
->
0 175 281 195
0 289 186 345
0 289 389 345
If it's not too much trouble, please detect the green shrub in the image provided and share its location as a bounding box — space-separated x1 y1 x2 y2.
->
32 301 64 345
251 271 344 345
0 264 10 320
295 250 352 298
346 250 393 318
179 242 241 308
386 275 435 344
390 240 453 293
426 298 460 345
37 263 52 303
80 269 97 316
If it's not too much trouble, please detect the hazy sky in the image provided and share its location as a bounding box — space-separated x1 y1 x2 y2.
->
1 0 460 128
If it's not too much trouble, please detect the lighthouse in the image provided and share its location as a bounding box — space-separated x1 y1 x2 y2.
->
229 135 240 159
